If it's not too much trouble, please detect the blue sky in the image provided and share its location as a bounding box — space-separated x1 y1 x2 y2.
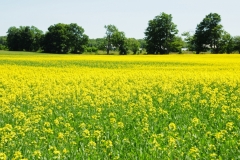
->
1 0 239 39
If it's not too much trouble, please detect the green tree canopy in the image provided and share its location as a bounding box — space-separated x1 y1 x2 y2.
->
127 38 140 54
42 23 88 53
67 23 88 53
138 39 147 50
170 36 184 53
87 38 107 51
233 36 240 53
193 13 223 54
218 31 234 54
95 38 106 50
145 12 178 54
104 25 118 54
112 31 128 55
0 36 7 50
6 26 43 51
6 26 21 51
104 25 128 55
182 31 195 51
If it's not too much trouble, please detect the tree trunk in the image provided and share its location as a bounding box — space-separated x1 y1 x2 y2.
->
107 35 110 55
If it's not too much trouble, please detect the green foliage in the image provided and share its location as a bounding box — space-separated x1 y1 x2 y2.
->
96 38 107 50
138 39 147 54
104 25 128 55
42 23 88 53
31 26 44 51
193 13 223 54
88 38 107 51
218 31 234 54
112 31 128 55
6 26 21 51
104 25 118 54
86 46 98 53
42 23 69 53
127 38 140 54
6 26 43 51
68 23 89 53
170 36 184 53
233 36 240 53
138 39 147 49
3 13 240 55
193 13 236 54
182 32 195 51
145 12 178 54
0 36 7 50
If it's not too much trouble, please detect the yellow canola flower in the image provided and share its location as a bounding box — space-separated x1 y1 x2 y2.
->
189 147 200 158
109 112 115 117
191 117 200 126
54 119 60 126
63 148 68 154
79 123 86 129
94 130 101 139
53 150 60 155
215 130 227 140
226 122 234 131
33 150 41 159
210 153 218 158
208 144 216 151
1 54 240 159
0 153 7 160
12 151 23 160
3 124 13 131
169 122 176 131
168 137 176 147
105 140 113 148
82 129 90 138
58 132 64 139
110 118 116 124
117 122 124 128
44 122 51 127
88 140 97 148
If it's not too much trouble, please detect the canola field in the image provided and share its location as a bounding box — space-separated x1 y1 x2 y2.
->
0 52 240 159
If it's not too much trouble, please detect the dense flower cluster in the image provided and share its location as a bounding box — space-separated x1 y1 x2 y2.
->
0 53 240 159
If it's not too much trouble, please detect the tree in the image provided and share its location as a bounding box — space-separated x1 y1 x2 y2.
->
42 23 88 53
21 26 36 51
104 25 128 55
218 31 234 54
128 38 140 54
138 39 147 53
145 12 178 54
112 31 128 55
0 36 7 50
6 27 21 51
233 36 240 53
170 36 184 53
30 26 44 51
87 38 107 51
104 25 118 54
6 26 43 51
138 39 146 48
182 31 195 51
67 23 88 53
42 23 69 53
193 13 223 54
95 38 107 50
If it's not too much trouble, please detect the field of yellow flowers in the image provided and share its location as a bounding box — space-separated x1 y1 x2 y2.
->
0 51 240 159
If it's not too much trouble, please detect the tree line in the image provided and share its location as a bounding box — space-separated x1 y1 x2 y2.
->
0 12 240 54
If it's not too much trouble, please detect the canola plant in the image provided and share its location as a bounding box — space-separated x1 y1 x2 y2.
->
0 53 240 159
